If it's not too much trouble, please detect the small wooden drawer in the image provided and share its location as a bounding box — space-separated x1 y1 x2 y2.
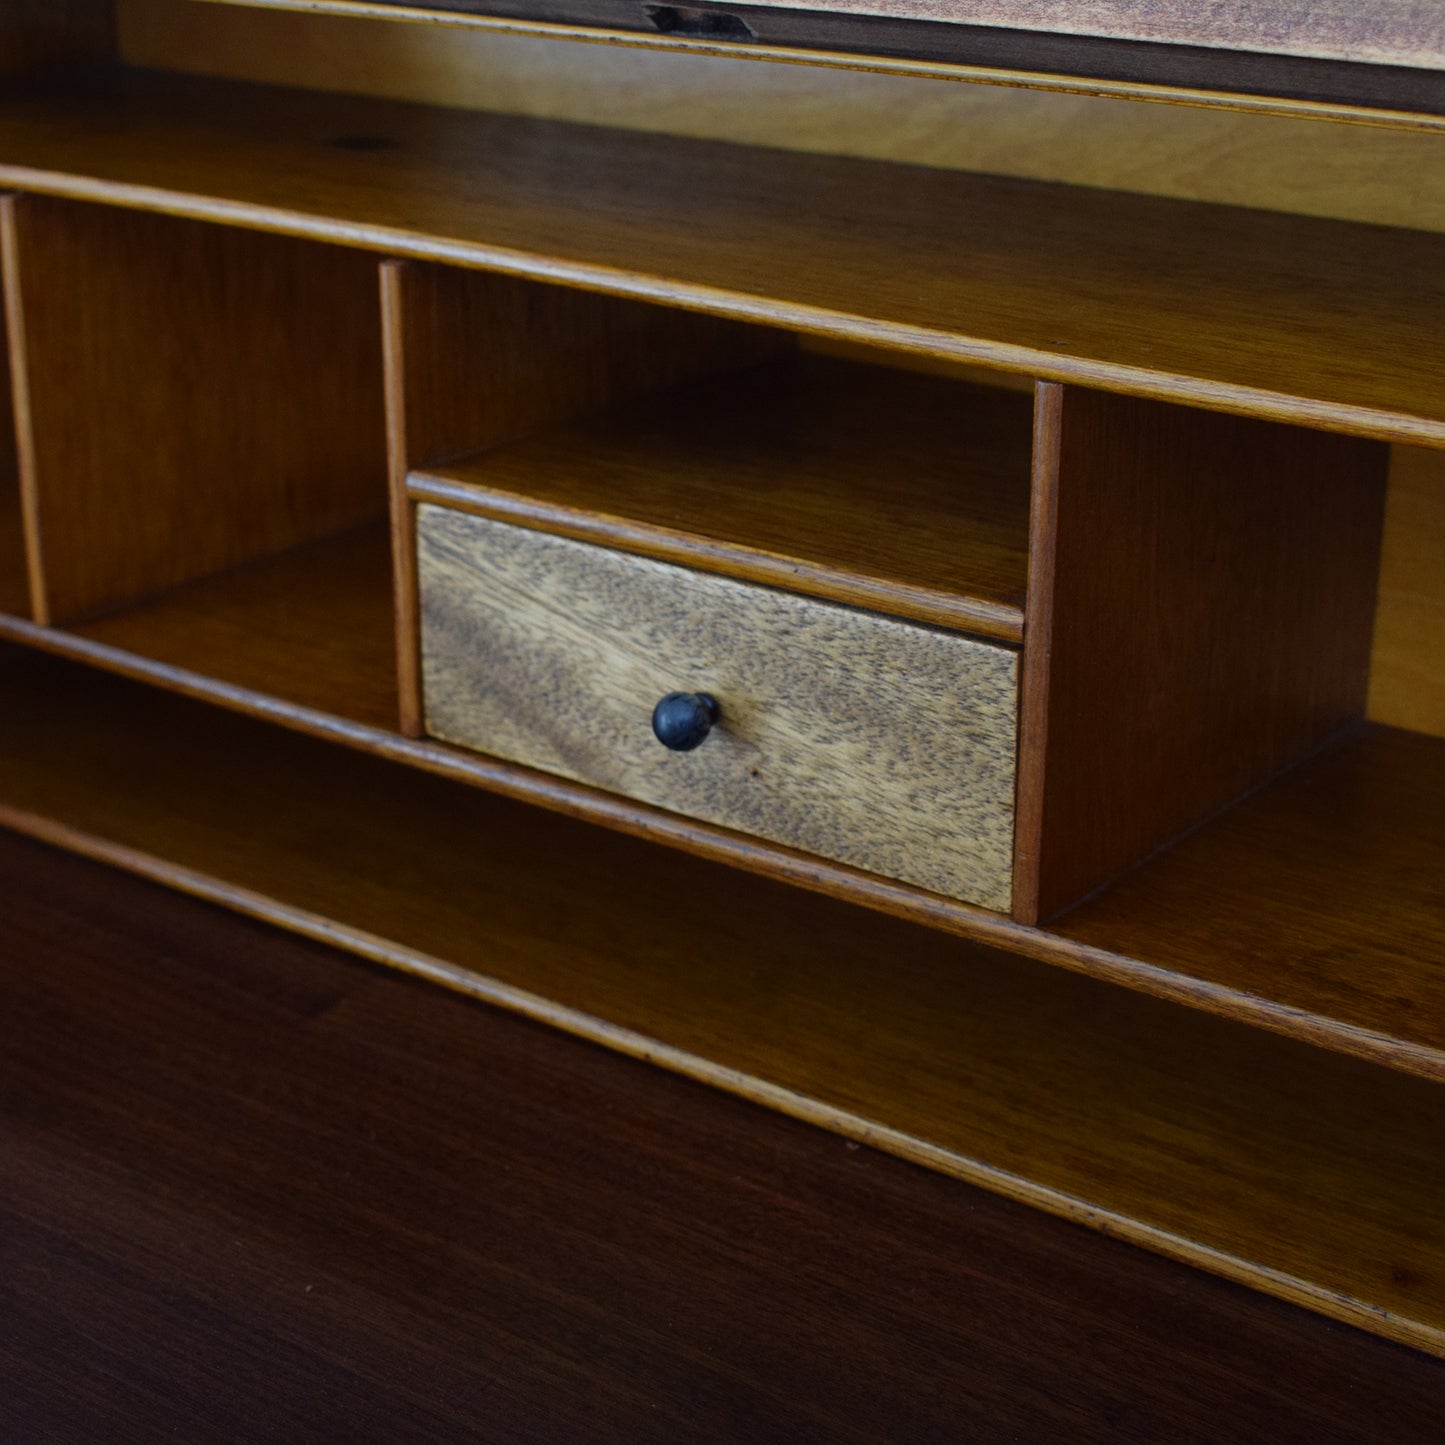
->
417 505 1018 912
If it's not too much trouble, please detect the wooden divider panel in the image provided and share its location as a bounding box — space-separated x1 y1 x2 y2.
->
1 194 387 625
1016 382 1390 924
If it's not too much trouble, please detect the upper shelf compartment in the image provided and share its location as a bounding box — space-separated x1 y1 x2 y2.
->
1 66 1443 446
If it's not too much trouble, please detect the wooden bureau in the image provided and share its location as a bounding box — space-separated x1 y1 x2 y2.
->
1 0 1443 1366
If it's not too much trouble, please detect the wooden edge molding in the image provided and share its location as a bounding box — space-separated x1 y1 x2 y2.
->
1010 378 1059 924
406 470 1027 643
1 795 1442 1362
379 258 425 737
0 193 48 626
0 161 1439 452
0 611 1441 1085
187 0 1445 133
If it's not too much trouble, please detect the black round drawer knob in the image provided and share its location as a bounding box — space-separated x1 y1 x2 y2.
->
651 692 720 752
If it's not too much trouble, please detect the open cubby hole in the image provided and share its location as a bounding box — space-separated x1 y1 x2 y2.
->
385 260 1036 653
0 193 399 729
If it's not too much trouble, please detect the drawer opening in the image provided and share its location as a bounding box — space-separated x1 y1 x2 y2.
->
0 195 401 731
387 262 1034 647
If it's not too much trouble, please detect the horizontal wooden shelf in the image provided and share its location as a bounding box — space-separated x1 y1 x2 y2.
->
1 66 1444 445
410 353 1032 640
64 523 400 732
0 571 1442 1081
0 648 1442 1358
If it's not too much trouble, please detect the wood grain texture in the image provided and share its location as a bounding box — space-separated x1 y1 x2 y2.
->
9 829 1445 1444
411 353 1031 640
0 328 27 618
691 0 1445 69
0 0 114 76
1016 385 1389 924
3 69 1445 444
69 522 400 729
2 651 1445 1355
381 257 782 732
121 0 1445 237
419 508 1018 910
2 596 1442 1079
1369 445 1445 738
0 191 388 624
126 0 1445 130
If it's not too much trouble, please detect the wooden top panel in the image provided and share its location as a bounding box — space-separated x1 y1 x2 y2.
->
1 67 1444 444
413 355 1032 639
736 1 1445 69
2 650 1445 1356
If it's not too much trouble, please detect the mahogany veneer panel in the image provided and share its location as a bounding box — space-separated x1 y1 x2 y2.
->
2 68 1445 443
0 192 387 624
0 651 1443 1355
1054 725 1445 1072
69 522 399 730
412 353 1031 639
9 831 1445 1442
1017 384 1388 923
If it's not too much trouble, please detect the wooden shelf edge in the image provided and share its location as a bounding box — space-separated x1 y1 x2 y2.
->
1 795 1441 1361
187 0 1445 135
1 612 1441 1085
406 471 1027 643
1 161 1442 452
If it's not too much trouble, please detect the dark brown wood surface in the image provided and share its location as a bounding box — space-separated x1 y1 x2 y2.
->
1017 384 1388 923
3 67 1445 444
0 191 388 624
412 352 1032 640
0 339 25 618
4 825 1445 1442
2 651 1444 1354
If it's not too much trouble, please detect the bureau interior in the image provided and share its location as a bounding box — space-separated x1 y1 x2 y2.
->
0 194 398 728
386 259 1035 644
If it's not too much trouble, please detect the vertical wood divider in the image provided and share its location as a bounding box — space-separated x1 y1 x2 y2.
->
0 193 49 626
1012 380 1061 926
380 259 424 738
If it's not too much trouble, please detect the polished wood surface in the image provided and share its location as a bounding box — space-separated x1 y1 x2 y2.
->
418 507 1019 910
381 257 779 729
0 192 388 625
1370 444 1445 738
0 0 113 76
413 352 1032 640
7 827 1445 1442
2 651 1443 1355
0 344 25 618
3 68 1445 443
2 590 1442 1079
70 522 400 730
125 0 1445 130
1017 384 1388 923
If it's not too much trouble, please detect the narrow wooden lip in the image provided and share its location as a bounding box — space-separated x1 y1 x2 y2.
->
2 797 1441 1361
407 470 1027 644
186 0 1445 135
1 612 1441 1086
0 162 1442 449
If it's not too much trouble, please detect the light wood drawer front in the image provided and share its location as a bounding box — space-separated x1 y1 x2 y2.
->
417 506 1018 911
